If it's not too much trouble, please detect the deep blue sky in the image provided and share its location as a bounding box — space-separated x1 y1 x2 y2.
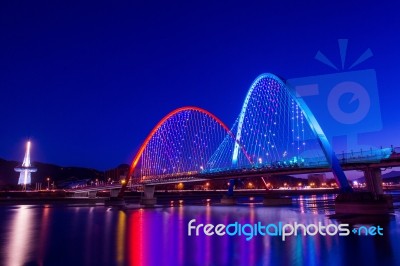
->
1 1 399 170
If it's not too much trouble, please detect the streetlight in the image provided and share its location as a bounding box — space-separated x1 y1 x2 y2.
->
47 177 50 190
177 182 184 190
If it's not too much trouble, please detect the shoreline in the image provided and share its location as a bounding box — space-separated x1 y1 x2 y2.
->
1 188 398 206
0 188 340 206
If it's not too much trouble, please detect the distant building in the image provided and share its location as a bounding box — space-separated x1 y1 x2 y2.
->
308 173 325 187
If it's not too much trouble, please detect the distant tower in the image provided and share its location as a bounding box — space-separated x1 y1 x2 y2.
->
14 141 37 188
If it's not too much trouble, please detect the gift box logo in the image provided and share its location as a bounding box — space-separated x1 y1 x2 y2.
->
287 39 382 143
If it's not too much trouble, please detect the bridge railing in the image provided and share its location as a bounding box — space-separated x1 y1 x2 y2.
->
139 171 199 182
337 148 392 163
132 148 395 183
140 175 201 184
391 146 400 157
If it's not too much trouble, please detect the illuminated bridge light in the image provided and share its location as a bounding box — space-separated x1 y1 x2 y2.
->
128 106 249 181
231 74 325 169
123 73 354 193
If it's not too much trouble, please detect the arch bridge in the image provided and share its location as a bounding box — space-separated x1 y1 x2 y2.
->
118 74 393 204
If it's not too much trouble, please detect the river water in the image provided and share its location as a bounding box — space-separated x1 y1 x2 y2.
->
0 193 399 266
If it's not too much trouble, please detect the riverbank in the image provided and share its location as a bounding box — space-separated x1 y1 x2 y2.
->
0 188 341 205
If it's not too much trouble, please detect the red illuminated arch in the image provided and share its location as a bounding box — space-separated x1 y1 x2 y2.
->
128 106 251 178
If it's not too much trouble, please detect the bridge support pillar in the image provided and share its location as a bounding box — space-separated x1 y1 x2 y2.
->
105 188 126 206
110 189 120 198
140 185 157 206
220 179 238 205
364 167 383 196
335 167 393 215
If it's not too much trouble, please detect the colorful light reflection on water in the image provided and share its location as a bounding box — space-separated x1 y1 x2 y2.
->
0 196 400 266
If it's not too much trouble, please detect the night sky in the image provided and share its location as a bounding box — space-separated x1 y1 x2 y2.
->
1 1 399 170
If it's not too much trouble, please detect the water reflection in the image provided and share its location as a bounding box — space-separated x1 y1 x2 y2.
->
120 204 399 265
0 194 399 266
38 207 49 264
116 211 126 266
4 206 35 266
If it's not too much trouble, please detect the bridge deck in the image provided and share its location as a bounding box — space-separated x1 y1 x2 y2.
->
68 156 400 192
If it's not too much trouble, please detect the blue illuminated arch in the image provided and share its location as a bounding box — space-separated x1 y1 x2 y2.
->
233 73 352 192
